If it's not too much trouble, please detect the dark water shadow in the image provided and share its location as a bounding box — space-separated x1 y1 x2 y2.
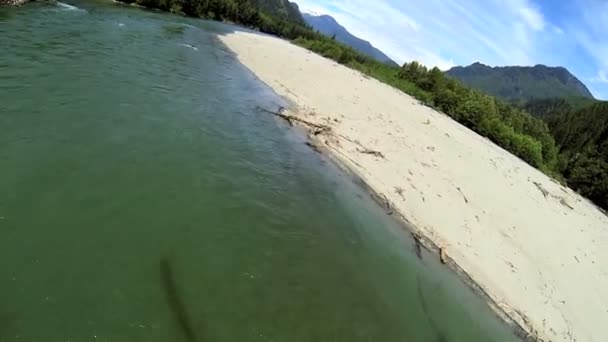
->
417 275 449 342
0 312 16 341
160 257 199 342
0 6 18 20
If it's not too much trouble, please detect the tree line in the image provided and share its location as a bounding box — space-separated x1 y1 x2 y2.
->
525 99 608 209
119 0 316 39
118 0 608 211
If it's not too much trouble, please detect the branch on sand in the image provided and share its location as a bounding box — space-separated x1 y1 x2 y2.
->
533 181 550 199
258 107 330 131
559 198 574 210
532 181 575 210
259 107 388 164
357 148 385 159
456 186 469 204
439 247 448 264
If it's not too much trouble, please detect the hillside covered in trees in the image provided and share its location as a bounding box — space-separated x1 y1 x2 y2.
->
525 98 608 209
249 0 304 24
117 0 608 211
446 63 595 103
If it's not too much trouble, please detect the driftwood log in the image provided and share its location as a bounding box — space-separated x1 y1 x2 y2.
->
257 107 329 131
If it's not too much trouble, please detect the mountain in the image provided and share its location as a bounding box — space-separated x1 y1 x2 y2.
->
302 12 398 66
250 0 305 24
446 62 594 102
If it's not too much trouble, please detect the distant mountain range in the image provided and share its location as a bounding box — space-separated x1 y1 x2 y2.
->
446 62 594 102
302 12 398 67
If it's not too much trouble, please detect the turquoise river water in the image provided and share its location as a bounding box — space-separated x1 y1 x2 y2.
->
0 2 521 341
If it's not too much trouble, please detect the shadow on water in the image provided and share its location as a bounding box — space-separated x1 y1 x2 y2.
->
0 7 16 20
160 257 199 342
0 315 5 340
417 275 449 342
0 312 16 341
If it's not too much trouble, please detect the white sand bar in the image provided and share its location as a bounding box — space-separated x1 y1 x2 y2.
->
219 31 608 342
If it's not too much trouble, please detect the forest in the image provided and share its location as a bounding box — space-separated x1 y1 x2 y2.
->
525 99 608 209
117 0 608 211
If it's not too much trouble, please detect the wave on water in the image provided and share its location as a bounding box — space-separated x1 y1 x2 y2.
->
56 2 86 12
178 43 199 51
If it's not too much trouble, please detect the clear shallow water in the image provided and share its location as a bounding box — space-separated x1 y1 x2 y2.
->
0 2 521 341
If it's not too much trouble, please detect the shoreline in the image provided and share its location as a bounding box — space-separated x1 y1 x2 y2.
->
272 104 533 342
312 137 532 340
218 31 608 342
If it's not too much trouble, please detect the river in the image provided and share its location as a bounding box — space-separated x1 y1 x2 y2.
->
0 2 521 341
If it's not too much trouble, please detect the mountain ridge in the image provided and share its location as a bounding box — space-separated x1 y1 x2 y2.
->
302 12 398 66
446 62 594 102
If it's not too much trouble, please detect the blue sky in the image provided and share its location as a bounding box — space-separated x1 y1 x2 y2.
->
294 0 608 99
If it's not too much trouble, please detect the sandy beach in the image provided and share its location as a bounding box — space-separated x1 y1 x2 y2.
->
218 31 608 342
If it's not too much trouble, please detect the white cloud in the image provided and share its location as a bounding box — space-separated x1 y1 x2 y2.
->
553 26 564 35
568 2 608 97
519 5 546 31
297 2 329 16
589 70 608 84
295 0 546 68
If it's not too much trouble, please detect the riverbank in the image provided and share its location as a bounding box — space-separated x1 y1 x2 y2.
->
0 0 29 5
218 30 608 342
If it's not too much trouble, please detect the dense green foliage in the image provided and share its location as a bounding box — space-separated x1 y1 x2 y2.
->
119 0 308 34
248 0 304 24
446 63 595 103
396 62 558 170
117 0 608 211
526 99 608 209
